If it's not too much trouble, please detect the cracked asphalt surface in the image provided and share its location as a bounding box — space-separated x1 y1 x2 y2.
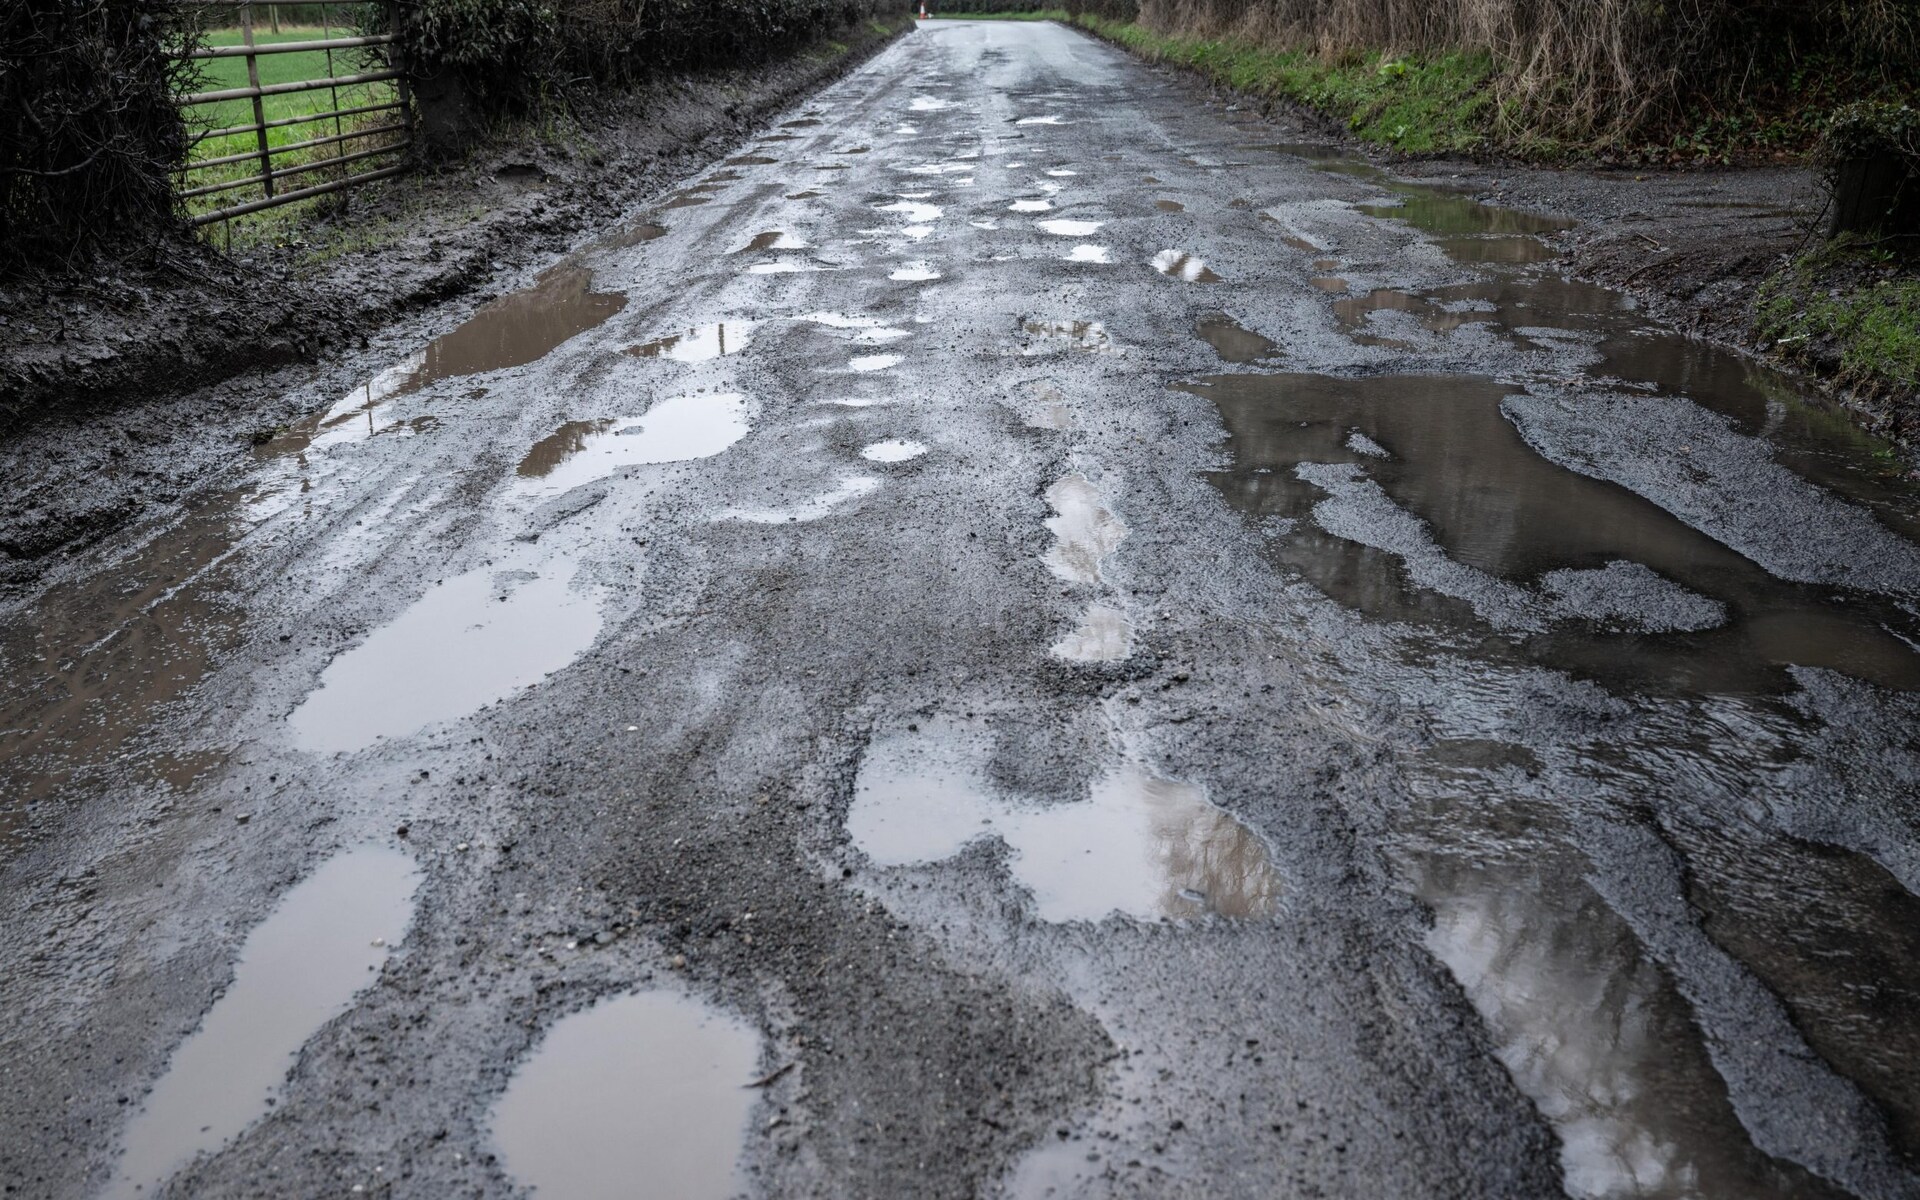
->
6 19 1920 1200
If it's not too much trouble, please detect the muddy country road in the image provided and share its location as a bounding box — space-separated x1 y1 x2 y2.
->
7 18 1920 1200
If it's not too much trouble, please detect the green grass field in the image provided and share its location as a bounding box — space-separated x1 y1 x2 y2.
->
180 26 404 221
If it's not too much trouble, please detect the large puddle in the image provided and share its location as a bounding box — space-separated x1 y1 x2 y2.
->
105 846 418 1198
301 266 627 447
491 990 761 1200
513 393 753 496
288 563 604 753
1405 840 1845 1200
848 722 1278 922
1197 371 1920 693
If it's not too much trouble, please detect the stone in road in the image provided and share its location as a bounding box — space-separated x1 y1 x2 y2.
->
5 18 1920 1200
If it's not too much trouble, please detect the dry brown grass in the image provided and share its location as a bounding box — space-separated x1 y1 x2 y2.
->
1119 0 1918 142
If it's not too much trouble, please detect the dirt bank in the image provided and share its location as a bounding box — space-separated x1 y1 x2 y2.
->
0 17 909 586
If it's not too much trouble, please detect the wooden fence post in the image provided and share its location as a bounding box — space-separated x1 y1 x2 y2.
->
391 0 416 156
240 4 274 198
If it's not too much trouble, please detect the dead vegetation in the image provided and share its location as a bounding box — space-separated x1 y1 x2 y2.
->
1071 0 1920 145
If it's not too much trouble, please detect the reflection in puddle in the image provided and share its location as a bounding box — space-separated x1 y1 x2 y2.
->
890 263 941 282
1016 115 1066 126
1022 319 1112 354
1010 198 1053 212
1197 371 1920 693
1066 244 1112 264
849 354 902 373
288 565 603 752
1037 219 1102 237
515 393 753 496
1051 603 1132 663
849 726 1277 922
1043 475 1126 585
628 320 758 363
1328 271 1920 548
721 475 880 524
877 199 942 223
1195 313 1279 364
492 990 760 1200
517 419 615 478
860 439 927 463
311 267 626 447
1151 249 1221 283
105 847 418 1199
739 230 807 252
1408 847 1841 1200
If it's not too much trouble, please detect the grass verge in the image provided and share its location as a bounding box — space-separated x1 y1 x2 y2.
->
1759 244 1920 423
944 12 1492 153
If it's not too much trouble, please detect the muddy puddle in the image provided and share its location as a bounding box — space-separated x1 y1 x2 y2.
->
1195 314 1279 364
105 846 418 1198
1403 839 1844 1200
850 723 1277 921
860 439 928 463
515 393 754 496
1676 823 1920 1161
0 486 266 847
1196 371 1920 693
738 230 807 252
1052 603 1133 663
1327 271 1920 547
592 220 667 251
1042 475 1126 585
1151 249 1221 283
288 563 604 753
491 990 761 1200
628 320 758 363
289 267 626 452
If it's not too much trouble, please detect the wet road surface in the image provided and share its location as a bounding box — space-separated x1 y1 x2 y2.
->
5 18 1920 1200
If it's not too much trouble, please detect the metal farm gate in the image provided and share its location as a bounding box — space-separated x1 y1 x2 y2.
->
172 2 413 226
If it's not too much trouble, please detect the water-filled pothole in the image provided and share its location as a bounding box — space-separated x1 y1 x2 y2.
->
848 723 1278 922
491 990 761 1200
289 563 605 752
1196 371 1920 693
515 393 753 496
105 847 418 1198
628 321 758 363
1195 314 1279 364
1150 250 1221 283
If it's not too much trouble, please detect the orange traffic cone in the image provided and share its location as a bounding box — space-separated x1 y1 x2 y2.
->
918 3 928 18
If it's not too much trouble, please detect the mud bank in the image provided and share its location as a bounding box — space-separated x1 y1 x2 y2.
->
0 18 908 586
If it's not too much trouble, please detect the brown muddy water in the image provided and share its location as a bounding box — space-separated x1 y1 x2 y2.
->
1194 313 1279 365
1202 152 1920 696
1196 371 1920 694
